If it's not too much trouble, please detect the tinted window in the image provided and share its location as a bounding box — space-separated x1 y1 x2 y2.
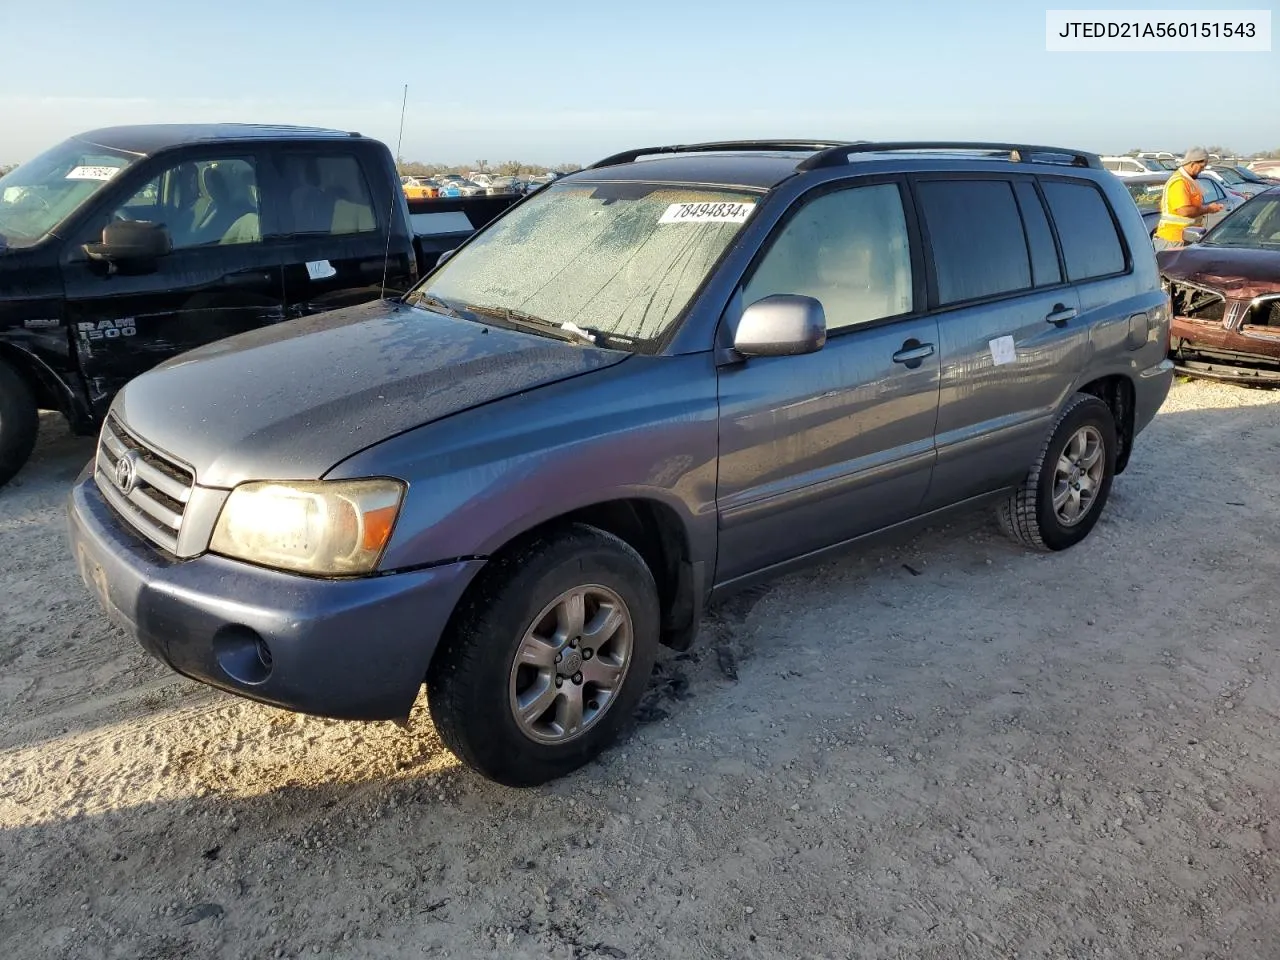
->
916 179 1030 305
112 156 260 249
742 183 913 332
1040 180 1125 280
279 153 377 236
1013 181 1062 287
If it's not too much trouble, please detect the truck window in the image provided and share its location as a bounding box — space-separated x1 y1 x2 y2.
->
278 153 378 237
112 157 261 249
741 183 914 332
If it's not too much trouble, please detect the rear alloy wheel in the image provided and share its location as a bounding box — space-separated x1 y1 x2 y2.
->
427 523 660 786
998 392 1117 551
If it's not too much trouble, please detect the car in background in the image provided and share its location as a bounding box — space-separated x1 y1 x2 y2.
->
401 176 440 200
1204 165 1269 199
1248 160 1280 178
437 178 485 198
1233 164 1280 187
1139 152 1179 171
1159 188 1280 382
1119 173 1166 235
1101 155 1169 176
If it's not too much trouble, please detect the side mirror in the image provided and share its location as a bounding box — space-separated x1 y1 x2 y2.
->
84 220 172 267
1182 226 1206 244
733 294 827 358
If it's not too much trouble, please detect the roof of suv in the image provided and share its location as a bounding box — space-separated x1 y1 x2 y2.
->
569 140 1105 191
73 123 366 156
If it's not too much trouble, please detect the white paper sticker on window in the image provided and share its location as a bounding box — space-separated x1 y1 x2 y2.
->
989 335 1017 366
306 259 337 280
65 165 122 181
659 201 755 224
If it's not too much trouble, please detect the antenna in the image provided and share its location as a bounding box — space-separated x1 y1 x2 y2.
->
380 82 409 301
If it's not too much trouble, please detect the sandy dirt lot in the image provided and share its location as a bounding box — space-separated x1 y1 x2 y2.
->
2 379 1279 960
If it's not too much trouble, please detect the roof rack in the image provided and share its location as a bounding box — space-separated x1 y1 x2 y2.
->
796 141 1102 171
587 140 857 170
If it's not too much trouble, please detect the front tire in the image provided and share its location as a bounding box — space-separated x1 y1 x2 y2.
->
427 523 660 786
998 392 1117 552
0 358 39 488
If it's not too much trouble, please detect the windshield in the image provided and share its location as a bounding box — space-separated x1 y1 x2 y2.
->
1137 158 1165 171
1213 167 1244 184
1237 167 1269 183
0 138 137 249
1203 197 1280 249
409 180 760 350
1158 158 1179 170
1124 180 1164 211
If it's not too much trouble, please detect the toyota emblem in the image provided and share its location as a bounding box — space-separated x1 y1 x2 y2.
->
113 452 139 495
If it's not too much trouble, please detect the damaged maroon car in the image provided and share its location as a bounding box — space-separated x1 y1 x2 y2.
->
1159 188 1280 383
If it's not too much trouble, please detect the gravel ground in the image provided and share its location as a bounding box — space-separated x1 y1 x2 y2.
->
2 379 1279 960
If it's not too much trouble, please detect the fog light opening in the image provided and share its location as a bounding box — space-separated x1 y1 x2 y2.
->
212 625 273 686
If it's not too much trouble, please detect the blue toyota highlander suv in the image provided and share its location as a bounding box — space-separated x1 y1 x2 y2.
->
68 140 1175 785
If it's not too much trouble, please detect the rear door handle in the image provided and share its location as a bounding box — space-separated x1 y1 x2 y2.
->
892 342 935 364
1046 304 1078 326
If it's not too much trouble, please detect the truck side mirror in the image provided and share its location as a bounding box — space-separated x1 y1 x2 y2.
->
1181 226 1206 245
84 220 173 270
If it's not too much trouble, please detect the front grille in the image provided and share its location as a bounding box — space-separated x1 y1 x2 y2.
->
1169 281 1226 323
1246 297 1280 329
95 415 194 554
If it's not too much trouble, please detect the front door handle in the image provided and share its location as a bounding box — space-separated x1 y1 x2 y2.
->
1046 304 1078 326
892 342 935 365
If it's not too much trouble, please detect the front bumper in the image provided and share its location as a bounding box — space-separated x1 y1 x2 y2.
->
67 472 485 721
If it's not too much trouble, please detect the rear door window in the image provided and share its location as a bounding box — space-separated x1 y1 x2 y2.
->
277 152 379 237
915 179 1031 305
1012 181 1062 287
1039 180 1126 280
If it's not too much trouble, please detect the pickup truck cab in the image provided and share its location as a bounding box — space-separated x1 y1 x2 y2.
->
0 124 517 486
68 139 1174 787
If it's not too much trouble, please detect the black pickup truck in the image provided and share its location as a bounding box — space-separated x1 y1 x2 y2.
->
0 123 522 486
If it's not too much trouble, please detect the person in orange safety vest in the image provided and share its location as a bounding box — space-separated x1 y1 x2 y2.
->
1153 146 1223 251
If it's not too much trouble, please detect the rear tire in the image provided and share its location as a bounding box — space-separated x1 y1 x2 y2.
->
998 393 1117 552
427 522 660 786
0 358 39 488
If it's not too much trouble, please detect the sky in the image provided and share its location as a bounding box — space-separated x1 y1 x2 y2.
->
2 0 1276 167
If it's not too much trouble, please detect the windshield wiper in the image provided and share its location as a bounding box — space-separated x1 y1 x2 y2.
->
465 305 607 346
406 290 468 319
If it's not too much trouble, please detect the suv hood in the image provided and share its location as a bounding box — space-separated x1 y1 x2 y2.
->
113 299 628 488
1159 245 1280 298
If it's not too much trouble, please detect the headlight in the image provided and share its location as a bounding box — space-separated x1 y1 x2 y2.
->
210 479 405 576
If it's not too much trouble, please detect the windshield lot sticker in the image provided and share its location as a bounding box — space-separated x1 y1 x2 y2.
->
306 259 337 281
65 166 122 181
659 201 755 224
989 335 1016 366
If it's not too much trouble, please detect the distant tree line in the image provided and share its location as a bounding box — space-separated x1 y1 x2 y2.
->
396 159 583 178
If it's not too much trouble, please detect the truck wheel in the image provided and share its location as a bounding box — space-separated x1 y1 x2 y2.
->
997 392 1117 552
427 523 660 786
0 357 39 488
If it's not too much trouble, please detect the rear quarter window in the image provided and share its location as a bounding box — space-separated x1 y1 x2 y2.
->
1040 180 1126 280
915 179 1031 305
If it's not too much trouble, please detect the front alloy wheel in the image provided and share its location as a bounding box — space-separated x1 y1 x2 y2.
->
510 585 634 744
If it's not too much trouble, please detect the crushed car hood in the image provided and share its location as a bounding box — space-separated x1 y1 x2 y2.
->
1159 246 1280 299
113 299 628 488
